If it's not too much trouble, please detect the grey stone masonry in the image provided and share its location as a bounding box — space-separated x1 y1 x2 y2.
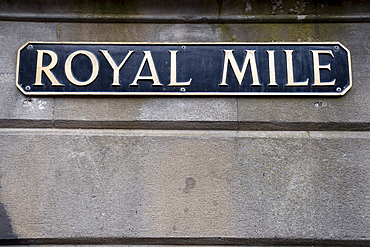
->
0 0 369 246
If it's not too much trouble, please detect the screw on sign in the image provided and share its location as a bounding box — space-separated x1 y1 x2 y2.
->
16 42 352 96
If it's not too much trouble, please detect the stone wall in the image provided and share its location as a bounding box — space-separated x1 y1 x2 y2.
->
0 0 369 246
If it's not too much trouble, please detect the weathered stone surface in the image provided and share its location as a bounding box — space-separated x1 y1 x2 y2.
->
0 130 368 240
1 0 369 21
58 23 223 42
53 97 238 129
0 22 55 127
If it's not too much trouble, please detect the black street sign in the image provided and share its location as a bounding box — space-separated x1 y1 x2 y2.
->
16 42 352 96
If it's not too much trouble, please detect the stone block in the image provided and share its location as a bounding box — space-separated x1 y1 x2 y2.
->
0 130 368 241
0 21 369 130
0 22 56 127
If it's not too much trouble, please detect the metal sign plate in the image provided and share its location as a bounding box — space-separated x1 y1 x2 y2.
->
16 42 352 96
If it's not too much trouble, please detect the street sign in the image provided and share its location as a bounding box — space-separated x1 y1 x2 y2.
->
16 42 352 96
